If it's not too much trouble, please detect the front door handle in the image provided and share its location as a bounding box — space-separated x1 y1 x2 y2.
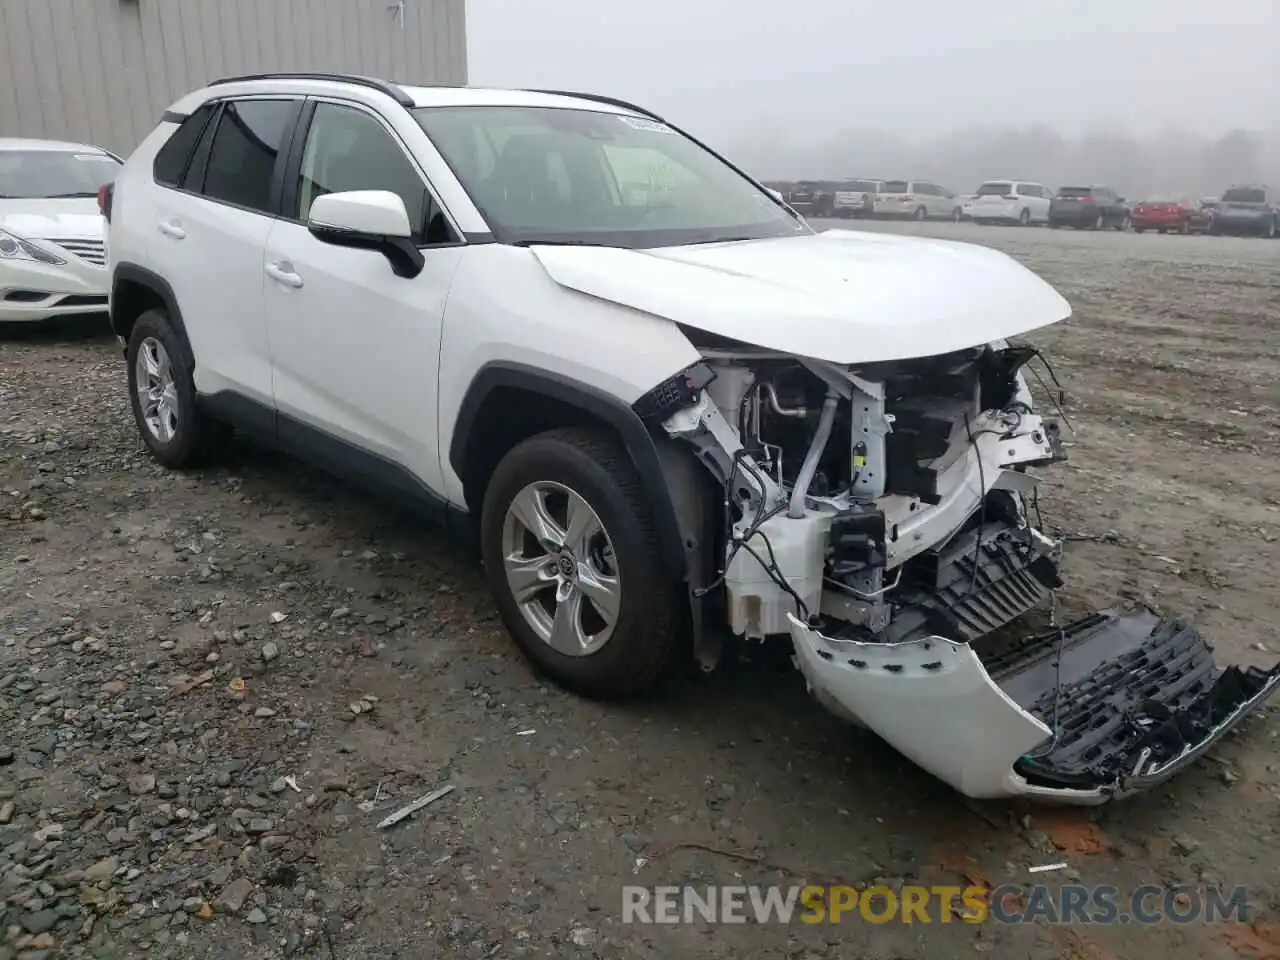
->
157 219 186 240
265 260 304 289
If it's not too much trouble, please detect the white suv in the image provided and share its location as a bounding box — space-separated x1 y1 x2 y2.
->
967 180 1053 225
106 73 1278 804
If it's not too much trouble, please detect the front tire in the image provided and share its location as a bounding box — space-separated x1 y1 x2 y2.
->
1019 208 1031 226
480 427 684 699
125 309 226 469
913 206 927 221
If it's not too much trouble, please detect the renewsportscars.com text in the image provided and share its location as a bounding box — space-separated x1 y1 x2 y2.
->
621 884 1249 925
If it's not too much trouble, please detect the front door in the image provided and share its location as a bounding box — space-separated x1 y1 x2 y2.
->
262 99 465 499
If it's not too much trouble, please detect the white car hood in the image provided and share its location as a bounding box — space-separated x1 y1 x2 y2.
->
531 229 1071 364
0 198 104 241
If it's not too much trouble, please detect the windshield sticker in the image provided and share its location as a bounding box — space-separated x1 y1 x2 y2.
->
618 116 674 134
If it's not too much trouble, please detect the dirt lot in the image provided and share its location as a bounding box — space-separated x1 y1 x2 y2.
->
2 221 1279 960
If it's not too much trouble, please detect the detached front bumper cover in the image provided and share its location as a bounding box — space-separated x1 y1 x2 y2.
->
789 609 1280 803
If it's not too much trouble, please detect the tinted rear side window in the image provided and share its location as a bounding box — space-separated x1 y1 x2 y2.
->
200 99 296 214
153 102 217 187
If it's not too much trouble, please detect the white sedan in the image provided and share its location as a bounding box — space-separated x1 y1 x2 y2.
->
0 138 120 324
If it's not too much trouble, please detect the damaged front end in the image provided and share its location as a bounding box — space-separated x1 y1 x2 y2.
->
640 338 1280 803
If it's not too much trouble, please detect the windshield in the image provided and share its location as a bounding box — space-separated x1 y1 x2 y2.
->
0 150 121 199
413 106 807 247
1221 187 1265 203
976 182 1012 196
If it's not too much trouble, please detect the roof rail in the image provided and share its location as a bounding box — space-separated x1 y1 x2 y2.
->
522 89 663 121
207 72 415 107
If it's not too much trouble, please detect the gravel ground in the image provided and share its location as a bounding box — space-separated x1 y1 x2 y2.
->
2 221 1279 960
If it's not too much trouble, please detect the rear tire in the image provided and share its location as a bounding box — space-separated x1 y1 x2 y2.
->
1115 215 1130 232
913 206 926 221
480 427 684 699
1018 208 1031 226
950 207 962 222
125 309 228 469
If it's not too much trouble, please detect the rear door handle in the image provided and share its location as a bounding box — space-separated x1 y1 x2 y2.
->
265 260 304 289
157 219 186 240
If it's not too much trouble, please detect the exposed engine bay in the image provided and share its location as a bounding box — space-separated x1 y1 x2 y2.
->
640 338 1280 803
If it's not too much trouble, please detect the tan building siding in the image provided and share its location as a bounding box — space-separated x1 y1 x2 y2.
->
0 0 467 154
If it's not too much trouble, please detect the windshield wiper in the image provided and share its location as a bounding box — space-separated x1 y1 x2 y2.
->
684 235 757 245
43 191 99 199
509 239 613 248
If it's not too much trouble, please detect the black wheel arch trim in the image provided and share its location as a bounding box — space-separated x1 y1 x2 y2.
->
449 362 691 579
110 263 193 356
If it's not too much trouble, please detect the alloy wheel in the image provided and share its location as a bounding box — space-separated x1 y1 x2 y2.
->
501 480 621 657
135 337 179 443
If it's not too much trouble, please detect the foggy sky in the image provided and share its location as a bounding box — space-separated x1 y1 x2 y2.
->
466 0 1279 189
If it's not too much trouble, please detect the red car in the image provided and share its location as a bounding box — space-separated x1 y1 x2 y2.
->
1130 196 1213 234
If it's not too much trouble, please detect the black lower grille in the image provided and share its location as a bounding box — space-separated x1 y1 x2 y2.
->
906 521 1054 643
989 610 1280 790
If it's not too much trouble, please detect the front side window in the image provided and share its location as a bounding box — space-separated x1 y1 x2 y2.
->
200 99 296 213
0 149 120 199
293 102 454 244
414 105 806 247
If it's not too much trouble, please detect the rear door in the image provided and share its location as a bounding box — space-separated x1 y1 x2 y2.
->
150 96 302 405
920 183 949 218
1017 183 1048 221
972 181 1013 216
878 179 912 216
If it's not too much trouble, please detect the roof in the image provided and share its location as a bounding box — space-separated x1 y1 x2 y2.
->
170 74 649 119
0 137 113 154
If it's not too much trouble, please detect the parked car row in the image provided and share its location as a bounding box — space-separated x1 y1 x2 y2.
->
763 176 1279 237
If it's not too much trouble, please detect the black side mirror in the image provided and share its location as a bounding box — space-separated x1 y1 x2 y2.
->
306 190 425 279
